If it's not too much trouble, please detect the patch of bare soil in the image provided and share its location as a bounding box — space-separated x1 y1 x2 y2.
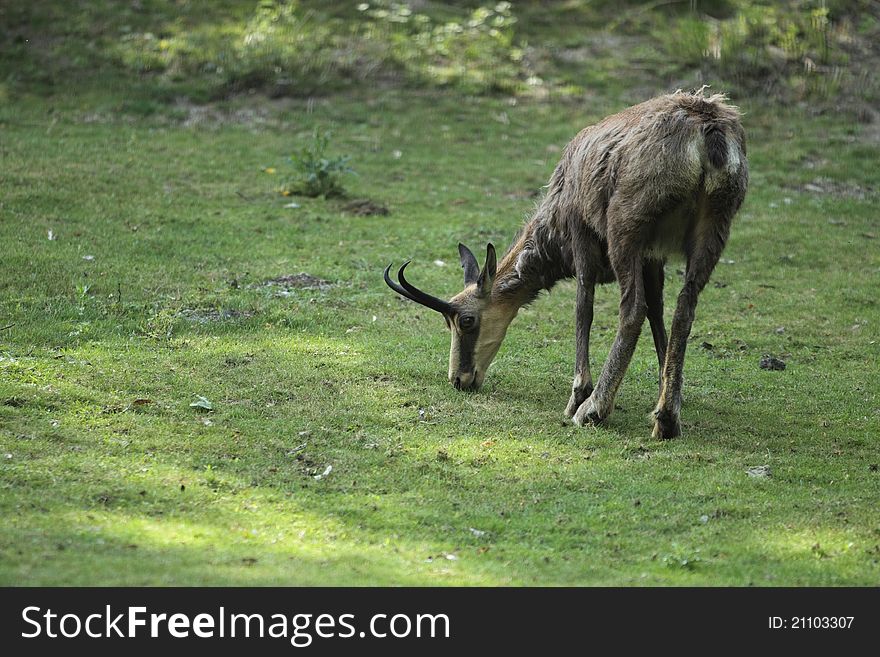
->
175 100 275 129
789 177 875 199
553 34 640 64
759 355 786 371
342 199 389 216
177 309 254 323
505 189 541 200
261 273 333 295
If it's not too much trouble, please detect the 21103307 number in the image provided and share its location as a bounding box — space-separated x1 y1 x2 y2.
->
769 616 854 629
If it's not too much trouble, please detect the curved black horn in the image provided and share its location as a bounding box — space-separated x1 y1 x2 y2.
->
397 262 455 315
384 262 414 301
384 261 454 316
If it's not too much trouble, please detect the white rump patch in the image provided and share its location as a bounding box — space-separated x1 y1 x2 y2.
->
725 138 741 174
704 135 741 194
685 137 703 179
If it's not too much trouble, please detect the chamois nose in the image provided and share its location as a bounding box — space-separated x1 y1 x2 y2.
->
451 371 476 390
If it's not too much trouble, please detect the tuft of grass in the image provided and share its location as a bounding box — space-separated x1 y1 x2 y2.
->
284 130 354 199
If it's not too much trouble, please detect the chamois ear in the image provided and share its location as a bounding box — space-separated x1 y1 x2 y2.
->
458 243 480 286
477 243 497 296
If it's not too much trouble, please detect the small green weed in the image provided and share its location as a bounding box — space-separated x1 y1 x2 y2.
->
284 130 354 198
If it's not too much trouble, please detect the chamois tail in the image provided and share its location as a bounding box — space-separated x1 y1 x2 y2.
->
703 122 728 169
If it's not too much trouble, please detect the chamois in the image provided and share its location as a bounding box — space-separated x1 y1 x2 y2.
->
385 89 748 438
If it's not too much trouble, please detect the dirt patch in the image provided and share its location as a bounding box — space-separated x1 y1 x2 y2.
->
342 199 389 216
759 355 786 371
790 177 875 199
747 465 772 478
261 273 333 295
175 99 276 129
553 35 642 64
177 309 254 323
505 189 541 200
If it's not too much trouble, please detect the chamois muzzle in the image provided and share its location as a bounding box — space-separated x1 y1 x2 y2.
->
383 262 454 316
451 370 477 391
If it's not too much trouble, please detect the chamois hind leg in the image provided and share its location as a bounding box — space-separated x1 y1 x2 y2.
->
573 255 646 427
652 201 732 440
643 259 668 393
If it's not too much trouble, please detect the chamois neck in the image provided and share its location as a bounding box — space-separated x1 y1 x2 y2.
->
492 208 572 308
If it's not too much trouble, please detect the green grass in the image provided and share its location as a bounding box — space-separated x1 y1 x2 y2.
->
1 1 878 586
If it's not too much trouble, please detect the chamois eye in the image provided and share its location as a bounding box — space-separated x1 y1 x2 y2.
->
459 315 476 330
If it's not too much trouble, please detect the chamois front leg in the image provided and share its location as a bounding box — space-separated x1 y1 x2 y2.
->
574 258 646 427
565 275 595 417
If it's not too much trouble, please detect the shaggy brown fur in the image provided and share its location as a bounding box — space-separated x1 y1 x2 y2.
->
495 90 746 299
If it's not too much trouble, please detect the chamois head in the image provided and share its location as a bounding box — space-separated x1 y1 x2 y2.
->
385 243 513 391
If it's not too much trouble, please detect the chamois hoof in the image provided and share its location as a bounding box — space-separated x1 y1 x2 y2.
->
572 396 605 427
651 409 681 440
564 386 593 418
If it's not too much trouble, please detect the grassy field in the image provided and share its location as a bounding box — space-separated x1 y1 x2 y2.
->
1 1 878 586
